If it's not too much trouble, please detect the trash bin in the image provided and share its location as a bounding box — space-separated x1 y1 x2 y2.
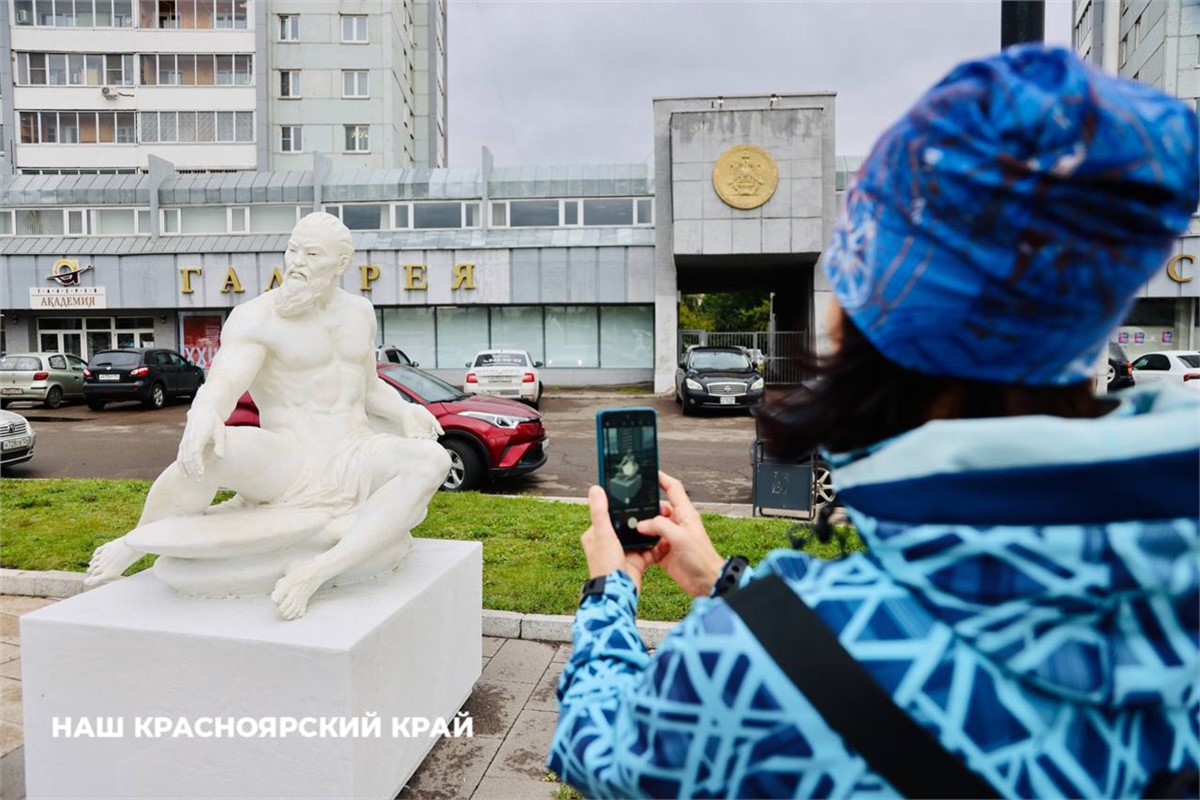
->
750 439 815 517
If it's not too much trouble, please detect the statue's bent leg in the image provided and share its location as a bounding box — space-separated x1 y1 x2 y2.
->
271 439 450 619
85 428 302 587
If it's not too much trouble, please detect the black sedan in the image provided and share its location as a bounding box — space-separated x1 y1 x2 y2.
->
83 348 205 410
675 346 765 414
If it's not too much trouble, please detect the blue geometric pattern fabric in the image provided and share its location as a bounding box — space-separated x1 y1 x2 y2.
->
822 46 1200 385
548 386 1200 798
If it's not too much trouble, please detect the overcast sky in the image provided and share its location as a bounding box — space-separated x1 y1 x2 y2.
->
447 0 1073 168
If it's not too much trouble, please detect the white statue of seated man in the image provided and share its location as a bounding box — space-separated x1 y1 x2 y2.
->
85 212 451 620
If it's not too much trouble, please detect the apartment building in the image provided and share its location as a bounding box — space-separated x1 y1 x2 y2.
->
1073 0 1200 352
0 0 448 178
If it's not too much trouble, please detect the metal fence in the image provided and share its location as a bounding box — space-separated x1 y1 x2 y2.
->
678 330 809 385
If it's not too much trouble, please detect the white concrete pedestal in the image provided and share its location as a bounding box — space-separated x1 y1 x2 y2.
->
20 539 482 799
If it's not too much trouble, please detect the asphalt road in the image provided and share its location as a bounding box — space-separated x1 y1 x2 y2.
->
1 392 763 504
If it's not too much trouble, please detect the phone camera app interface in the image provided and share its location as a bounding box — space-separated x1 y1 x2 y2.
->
603 420 656 512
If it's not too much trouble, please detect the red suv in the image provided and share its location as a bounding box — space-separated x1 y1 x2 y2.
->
226 364 548 491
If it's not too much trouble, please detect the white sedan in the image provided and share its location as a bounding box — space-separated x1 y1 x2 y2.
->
464 350 544 408
1131 350 1200 391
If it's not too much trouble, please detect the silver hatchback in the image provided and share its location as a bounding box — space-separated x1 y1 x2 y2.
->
0 352 88 409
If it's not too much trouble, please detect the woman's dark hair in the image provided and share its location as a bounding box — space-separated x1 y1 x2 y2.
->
755 315 1104 459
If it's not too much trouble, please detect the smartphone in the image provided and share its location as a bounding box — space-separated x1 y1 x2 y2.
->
596 407 661 550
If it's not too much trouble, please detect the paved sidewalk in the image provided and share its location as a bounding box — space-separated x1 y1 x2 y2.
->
0 595 578 800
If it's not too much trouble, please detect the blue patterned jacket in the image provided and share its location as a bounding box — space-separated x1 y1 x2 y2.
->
548 386 1200 798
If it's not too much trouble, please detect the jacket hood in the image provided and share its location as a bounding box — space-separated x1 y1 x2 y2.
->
828 385 1200 710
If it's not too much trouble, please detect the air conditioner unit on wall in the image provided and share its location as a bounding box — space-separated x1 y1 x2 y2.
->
101 86 116 98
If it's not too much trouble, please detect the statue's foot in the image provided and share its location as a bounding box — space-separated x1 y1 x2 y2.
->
271 563 323 621
84 539 140 587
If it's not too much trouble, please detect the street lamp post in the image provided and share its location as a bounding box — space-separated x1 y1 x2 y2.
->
1001 0 1045 48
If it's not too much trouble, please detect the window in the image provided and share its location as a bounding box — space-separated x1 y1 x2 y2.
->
279 70 301 98
1133 354 1170 371
490 307 544 363
280 126 302 152
179 206 225 234
139 111 252 143
278 13 298 40
230 206 248 232
392 204 411 229
15 209 65 235
249 205 300 232
545 306 599 368
412 202 461 229
636 199 653 225
340 205 385 230
1120 35 1128 65
600 306 653 368
491 202 507 227
1133 14 1142 47
342 70 369 98
583 199 634 226
436 307 489 370
508 200 559 227
16 52 131 86
19 111 135 145
341 14 367 42
344 124 369 152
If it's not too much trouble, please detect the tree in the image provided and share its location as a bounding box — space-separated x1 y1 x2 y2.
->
696 292 771 332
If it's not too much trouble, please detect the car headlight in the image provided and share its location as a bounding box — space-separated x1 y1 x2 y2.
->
750 377 765 391
685 378 704 391
459 410 530 429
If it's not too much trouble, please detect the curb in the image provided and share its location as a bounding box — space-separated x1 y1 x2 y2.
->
0 569 675 647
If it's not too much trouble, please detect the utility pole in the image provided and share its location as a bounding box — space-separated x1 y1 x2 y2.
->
1001 0 1045 48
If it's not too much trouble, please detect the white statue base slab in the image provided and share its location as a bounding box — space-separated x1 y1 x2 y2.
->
20 538 482 800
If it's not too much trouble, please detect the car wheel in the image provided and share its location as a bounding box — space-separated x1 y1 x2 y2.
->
441 439 485 492
86 398 106 411
681 399 693 416
143 383 166 410
1106 363 1116 387
812 459 836 506
43 386 64 409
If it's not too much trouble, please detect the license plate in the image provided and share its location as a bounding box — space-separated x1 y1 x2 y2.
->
0 388 19 395
2 436 31 451
98 374 120 381
720 395 736 405
497 390 518 396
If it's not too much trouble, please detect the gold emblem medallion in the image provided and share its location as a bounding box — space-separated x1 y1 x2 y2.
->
712 144 779 210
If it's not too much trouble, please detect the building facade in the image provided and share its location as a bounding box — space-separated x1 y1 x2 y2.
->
0 0 448 176
0 94 839 390
1074 0 1200 355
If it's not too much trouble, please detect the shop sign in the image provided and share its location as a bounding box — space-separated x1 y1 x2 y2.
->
178 263 478 295
30 286 107 310
46 258 94 286
1166 254 1194 284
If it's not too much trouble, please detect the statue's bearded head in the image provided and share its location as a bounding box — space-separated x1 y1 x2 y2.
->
276 212 354 318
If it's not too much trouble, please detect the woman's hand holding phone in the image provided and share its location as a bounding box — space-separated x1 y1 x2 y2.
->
581 471 726 599
582 485 668 594
636 472 726 598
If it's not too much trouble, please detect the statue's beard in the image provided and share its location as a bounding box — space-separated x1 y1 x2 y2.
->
275 272 336 318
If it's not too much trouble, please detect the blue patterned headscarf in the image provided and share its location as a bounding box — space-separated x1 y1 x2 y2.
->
823 46 1199 385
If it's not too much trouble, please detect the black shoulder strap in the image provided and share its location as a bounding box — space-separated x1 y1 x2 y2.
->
726 574 1001 799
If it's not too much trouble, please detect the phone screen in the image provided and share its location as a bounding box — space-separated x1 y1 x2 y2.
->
596 407 660 550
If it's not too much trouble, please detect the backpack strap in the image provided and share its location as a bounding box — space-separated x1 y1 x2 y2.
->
726 574 1001 799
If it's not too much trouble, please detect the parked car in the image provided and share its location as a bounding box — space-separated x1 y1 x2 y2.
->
675 346 765 414
83 348 206 410
0 409 36 469
464 350 543 409
0 352 88 409
226 364 548 492
1106 342 1135 391
376 345 419 367
1131 350 1200 391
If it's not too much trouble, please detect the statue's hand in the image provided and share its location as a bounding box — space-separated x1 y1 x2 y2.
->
177 408 227 478
404 405 444 440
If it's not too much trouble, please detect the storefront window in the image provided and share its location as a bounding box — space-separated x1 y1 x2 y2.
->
600 306 653 367
490 306 544 363
380 307 436 369
545 306 598 368
436 307 489 369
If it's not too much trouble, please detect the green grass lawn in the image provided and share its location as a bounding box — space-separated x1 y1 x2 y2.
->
0 478 861 621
